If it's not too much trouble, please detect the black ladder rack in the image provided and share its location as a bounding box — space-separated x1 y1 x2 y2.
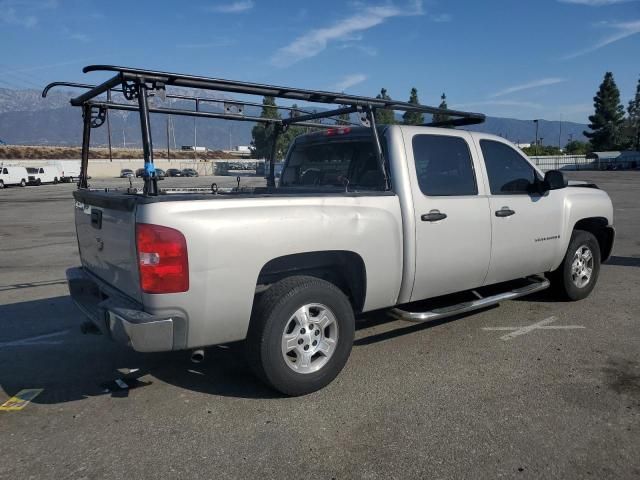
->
43 65 485 196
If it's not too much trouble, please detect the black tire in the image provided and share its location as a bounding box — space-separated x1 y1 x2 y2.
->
36 179 42 186
548 229 601 301
53 177 58 184
246 275 355 396
0 180 4 189
19 179 26 187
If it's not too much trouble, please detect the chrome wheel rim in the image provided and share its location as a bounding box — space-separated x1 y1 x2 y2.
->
571 244 594 288
281 303 338 374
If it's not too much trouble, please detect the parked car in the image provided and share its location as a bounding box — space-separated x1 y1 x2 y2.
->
135 168 145 178
166 168 183 177
61 68 615 397
181 168 199 177
119 169 134 178
155 168 166 180
0 166 28 188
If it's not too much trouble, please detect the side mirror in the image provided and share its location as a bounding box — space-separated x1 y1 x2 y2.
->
543 170 567 190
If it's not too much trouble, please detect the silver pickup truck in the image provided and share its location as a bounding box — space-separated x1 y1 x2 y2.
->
49 66 614 395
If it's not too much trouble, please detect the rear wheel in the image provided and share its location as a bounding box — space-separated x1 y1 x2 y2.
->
246 275 355 396
36 179 42 186
0 180 4 189
19 179 26 187
53 177 58 184
548 229 601 301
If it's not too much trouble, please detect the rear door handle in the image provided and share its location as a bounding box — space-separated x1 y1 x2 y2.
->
495 207 515 217
421 210 447 222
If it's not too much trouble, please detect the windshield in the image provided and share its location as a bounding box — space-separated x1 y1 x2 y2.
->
280 137 386 191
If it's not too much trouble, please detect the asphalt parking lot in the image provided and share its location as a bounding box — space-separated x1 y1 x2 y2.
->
1 171 639 479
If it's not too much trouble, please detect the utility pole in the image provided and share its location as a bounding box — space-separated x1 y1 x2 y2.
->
166 115 170 162
558 115 562 150
106 90 113 162
533 119 539 155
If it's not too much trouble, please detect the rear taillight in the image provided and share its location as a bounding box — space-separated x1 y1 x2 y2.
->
325 127 351 136
136 223 189 294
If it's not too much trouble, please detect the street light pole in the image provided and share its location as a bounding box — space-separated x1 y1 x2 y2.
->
533 119 539 155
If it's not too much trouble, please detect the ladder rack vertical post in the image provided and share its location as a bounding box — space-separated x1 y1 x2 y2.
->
137 81 158 196
79 103 91 189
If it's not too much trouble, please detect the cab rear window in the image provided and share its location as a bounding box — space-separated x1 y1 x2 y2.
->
280 138 386 191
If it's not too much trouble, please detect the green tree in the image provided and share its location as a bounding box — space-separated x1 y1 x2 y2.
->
432 93 450 125
626 75 640 151
522 145 562 156
564 140 590 155
374 88 396 125
251 96 281 158
402 87 424 125
584 72 626 151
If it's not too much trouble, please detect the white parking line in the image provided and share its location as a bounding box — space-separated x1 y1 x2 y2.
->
0 330 69 348
482 316 585 341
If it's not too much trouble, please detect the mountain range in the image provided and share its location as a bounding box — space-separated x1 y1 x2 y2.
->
0 87 588 149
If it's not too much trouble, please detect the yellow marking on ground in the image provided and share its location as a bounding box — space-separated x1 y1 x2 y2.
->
0 389 44 411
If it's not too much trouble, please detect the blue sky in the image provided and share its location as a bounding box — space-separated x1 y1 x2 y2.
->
1 0 639 123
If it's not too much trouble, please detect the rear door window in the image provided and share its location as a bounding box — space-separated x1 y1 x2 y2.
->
480 140 538 194
412 134 477 196
281 137 385 191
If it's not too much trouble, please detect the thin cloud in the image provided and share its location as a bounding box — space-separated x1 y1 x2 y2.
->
207 1 254 13
454 100 544 109
0 58 92 76
338 43 378 56
177 39 234 48
429 13 452 22
0 6 37 27
271 1 423 67
69 32 90 43
0 0 58 28
490 78 566 98
330 73 367 91
558 0 637 5
563 19 640 58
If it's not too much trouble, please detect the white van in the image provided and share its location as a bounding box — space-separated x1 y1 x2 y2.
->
36 166 61 184
47 160 81 182
0 166 28 188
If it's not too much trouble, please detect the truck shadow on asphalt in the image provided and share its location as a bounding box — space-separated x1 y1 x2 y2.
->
606 256 640 268
0 296 281 402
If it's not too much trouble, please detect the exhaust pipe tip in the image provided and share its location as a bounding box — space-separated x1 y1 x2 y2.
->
190 349 205 364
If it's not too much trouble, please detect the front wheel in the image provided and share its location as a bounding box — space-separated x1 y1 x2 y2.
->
548 229 601 301
53 177 58 184
246 276 355 396
0 180 4 189
19 179 26 187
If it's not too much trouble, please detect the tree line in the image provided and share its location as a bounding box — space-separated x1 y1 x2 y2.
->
251 72 640 159
250 87 447 159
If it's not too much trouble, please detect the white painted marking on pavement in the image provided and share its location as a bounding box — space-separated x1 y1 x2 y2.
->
0 330 70 348
482 316 585 341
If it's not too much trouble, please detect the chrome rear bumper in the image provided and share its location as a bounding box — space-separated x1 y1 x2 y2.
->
66 267 179 352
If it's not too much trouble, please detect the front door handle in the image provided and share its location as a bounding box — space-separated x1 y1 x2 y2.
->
495 207 515 217
421 210 447 222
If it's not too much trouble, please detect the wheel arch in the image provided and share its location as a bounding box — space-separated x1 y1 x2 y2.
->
257 250 367 313
573 216 615 262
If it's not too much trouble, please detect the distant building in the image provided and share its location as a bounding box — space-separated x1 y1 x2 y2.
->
181 145 207 152
587 151 640 169
515 142 531 149
234 145 251 153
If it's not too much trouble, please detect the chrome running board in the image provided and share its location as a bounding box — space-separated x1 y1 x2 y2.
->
390 275 550 323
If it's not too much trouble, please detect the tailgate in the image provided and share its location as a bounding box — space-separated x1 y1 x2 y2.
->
73 190 142 303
